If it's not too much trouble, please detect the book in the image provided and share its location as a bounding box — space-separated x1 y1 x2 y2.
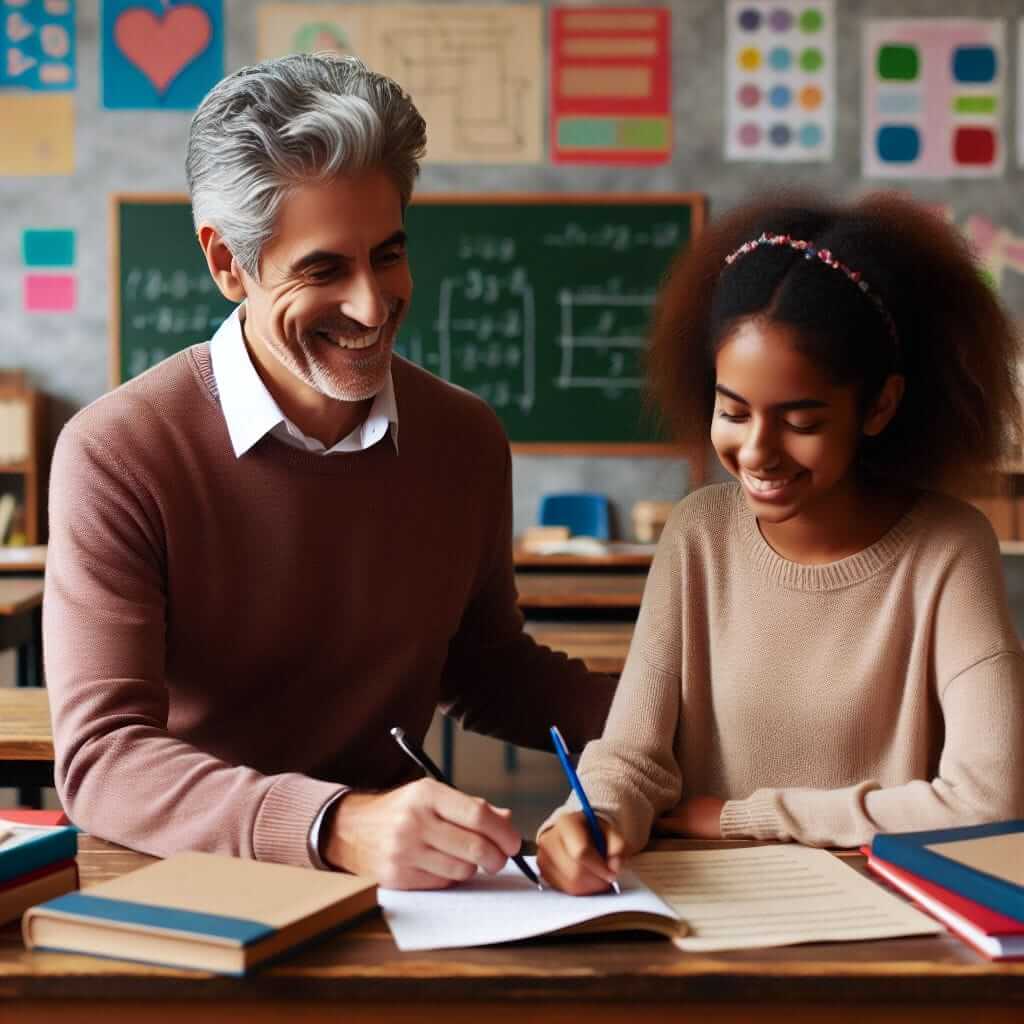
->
23 851 378 975
0 493 15 546
865 850 1024 960
0 859 78 927
871 820 1024 920
379 846 940 952
0 817 78 885
0 810 70 827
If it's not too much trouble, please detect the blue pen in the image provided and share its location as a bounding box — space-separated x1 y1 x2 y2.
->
549 725 621 895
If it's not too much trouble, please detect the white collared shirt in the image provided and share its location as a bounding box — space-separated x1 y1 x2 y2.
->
209 306 399 458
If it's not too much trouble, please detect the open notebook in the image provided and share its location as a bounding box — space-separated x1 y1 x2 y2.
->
381 846 940 952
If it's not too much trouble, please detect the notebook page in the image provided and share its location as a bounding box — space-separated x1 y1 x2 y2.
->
631 845 941 952
379 858 678 951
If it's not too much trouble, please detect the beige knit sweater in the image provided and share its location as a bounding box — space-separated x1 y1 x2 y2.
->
543 482 1024 851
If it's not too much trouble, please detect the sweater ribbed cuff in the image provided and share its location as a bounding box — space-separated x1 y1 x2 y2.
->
253 775 349 867
720 790 789 841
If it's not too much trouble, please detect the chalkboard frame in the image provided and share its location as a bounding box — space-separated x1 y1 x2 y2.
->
110 191 707 470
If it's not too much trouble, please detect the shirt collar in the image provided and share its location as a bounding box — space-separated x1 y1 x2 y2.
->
209 305 399 458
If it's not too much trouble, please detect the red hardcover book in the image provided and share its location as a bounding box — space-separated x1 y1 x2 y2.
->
0 810 70 826
864 849 1024 960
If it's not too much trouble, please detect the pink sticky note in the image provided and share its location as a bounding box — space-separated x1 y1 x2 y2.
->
24 273 75 312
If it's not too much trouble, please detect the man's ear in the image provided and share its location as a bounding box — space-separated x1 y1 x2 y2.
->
197 225 248 302
863 373 905 437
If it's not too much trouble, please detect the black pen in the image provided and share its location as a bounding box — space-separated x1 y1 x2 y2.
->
390 727 544 890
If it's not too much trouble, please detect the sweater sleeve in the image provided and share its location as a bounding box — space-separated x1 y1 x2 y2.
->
721 516 1024 848
439 448 616 754
536 515 685 853
45 425 343 867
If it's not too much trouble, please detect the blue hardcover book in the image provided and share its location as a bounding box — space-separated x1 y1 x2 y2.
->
871 820 1024 921
23 852 377 975
0 818 78 885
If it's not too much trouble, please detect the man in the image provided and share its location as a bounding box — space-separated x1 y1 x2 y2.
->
44 54 614 889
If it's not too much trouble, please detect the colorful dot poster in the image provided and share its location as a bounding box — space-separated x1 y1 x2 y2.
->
1 0 76 90
550 6 671 165
863 19 1005 179
101 0 223 110
21 228 76 312
726 1 834 162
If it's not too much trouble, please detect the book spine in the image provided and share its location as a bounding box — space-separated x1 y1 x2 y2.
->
0 830 78 885
872 834 1024 921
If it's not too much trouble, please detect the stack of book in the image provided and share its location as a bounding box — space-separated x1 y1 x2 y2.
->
866 820 1024 960
0 810 78 926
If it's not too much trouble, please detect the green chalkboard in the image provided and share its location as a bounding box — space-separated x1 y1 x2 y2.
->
112 193 705 449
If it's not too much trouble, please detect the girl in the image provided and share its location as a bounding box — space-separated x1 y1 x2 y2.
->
537 193 1024 895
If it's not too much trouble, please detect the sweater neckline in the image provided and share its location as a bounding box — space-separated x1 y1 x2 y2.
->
188 343 397 474
735 483 925 591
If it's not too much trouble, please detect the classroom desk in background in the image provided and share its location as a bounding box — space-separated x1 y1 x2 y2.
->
0 576 44 689
3 835 1022 1023
515 572 645 611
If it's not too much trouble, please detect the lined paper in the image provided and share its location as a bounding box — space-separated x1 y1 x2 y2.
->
632 845 941 951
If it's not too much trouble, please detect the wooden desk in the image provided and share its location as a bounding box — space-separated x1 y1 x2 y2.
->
516 573 645 611
524 621 632 675
0 544 46 573
0 576 44 688
3 835 1022 1022
514 542 655 568
0 686 54 808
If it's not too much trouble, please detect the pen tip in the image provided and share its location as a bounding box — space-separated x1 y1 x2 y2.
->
390 727 402 738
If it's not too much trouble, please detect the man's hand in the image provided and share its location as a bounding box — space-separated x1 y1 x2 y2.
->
323 779 523 889
536 811 625 895
656 795 724 839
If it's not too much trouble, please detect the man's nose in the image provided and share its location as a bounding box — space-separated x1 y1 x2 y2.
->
340 270 389 328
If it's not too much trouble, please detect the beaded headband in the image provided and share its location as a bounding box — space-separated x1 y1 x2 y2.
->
723 232 900 353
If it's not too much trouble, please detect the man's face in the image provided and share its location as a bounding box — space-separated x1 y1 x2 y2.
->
239 169 412 404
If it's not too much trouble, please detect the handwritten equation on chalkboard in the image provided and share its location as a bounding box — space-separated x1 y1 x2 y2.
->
395 219 682 415
120 266 233 379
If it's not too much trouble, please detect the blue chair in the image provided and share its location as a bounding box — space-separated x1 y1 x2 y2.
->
538 492 611 539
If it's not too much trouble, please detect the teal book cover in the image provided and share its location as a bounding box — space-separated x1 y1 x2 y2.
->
0 818 78 886
871 820 1024 921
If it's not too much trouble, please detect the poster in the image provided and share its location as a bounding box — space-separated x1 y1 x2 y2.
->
102 0 223 110
863 18 1005 178
550 6 671 165
725 0 834 162
0 92 73 174
258 4 543 164
0 0 76 90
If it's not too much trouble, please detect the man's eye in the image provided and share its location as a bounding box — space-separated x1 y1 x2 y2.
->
375 248 405 266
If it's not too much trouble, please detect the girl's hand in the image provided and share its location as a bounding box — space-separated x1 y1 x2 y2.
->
536 811 626 895
656 796 725 839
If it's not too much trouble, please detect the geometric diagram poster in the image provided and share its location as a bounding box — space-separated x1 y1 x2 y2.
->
550 6 671 165
863 19 1005 179
726 0 834 161
257 4 542 164
0 0 76 91
0 92 74 174
102 0 224 110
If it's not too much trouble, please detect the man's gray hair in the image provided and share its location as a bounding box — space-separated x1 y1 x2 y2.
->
186 53 426 279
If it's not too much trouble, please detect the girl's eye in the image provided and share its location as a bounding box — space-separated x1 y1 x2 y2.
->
786 422 822 434
717 410 747 422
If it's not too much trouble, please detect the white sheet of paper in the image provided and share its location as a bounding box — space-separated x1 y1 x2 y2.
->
631 845 941 952
379 858 677 951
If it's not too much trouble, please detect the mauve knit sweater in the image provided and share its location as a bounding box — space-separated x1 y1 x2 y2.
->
45 346 614 867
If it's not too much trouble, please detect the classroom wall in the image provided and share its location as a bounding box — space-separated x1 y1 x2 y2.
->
2 0 1024 538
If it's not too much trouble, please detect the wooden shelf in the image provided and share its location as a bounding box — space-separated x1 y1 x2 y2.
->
0 383 46 546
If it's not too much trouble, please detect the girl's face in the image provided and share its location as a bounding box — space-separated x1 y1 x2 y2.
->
710 318 867 529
